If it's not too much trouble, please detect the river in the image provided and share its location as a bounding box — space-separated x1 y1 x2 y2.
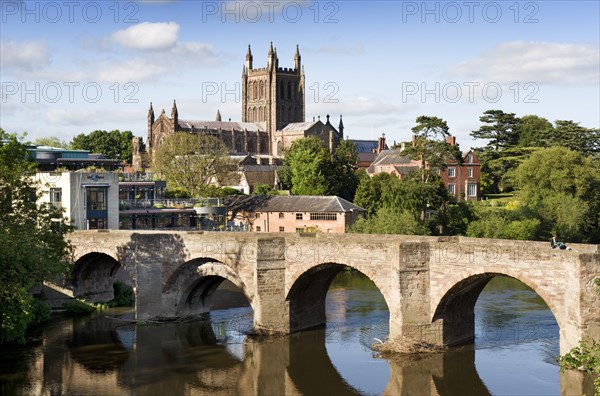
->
0 273 595 395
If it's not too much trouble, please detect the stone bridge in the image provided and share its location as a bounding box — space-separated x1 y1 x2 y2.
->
67 230 600 354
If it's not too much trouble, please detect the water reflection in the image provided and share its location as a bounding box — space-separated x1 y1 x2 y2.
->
0 274 596 395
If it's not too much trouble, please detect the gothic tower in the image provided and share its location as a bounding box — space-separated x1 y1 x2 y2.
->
242 43 305 154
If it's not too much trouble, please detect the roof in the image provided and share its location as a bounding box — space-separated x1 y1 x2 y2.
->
347 139 378 153
370 150 413 166
226 195 366 213
178 119 266 132
280 121 319 132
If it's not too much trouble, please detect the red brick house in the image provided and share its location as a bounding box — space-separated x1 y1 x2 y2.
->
225 195 366 233
365 136 481 201
439 150 481 201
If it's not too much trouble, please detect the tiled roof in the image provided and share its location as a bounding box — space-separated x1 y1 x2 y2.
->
280 121 319 132
370 150 413 166
226 195 366 213
347 139 378 153
178 119 266 132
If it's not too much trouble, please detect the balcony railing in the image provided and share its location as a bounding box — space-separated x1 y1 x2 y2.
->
119 197 224 210
119 172 159 182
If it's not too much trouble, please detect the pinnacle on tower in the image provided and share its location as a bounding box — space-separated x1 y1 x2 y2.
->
216 109 222 122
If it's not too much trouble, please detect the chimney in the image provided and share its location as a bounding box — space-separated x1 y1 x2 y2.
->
445 135 456 146
377 133 386 154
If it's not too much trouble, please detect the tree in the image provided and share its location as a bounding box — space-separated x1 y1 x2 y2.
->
406 116 461 182
517 115 554 147
514 147 600 242
401 116 459 221
33 136 69 149
330 139 360 201
353 172 397 217
153 133 239 198
471 110 520 151
285 137 333 196
70 130 134 163
550 120 600 157
0 130 73 344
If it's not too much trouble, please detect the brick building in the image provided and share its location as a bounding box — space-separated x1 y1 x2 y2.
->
226 195 366 233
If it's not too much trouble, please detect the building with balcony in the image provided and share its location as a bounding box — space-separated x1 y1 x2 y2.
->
35 171 119 230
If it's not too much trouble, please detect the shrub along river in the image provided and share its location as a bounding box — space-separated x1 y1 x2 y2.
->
0 272 595 395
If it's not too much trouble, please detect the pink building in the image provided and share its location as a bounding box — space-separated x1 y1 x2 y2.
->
226 195 366 233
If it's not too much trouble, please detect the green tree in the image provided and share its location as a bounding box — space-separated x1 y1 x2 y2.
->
350 207 430 235
353 172 397 217
517 115 554 147
253 184 278 195
549 120 600 157
406 116 462 182
153 133 239 198
514 147 600 242
330 139 360 201
70 130 134 163
471 110 520 151
0 130 73 344
285 137 333 196
33 136 69 149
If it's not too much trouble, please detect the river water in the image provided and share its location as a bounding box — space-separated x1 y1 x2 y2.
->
0 273 595 395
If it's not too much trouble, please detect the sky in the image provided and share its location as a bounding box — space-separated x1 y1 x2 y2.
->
1 0 599 150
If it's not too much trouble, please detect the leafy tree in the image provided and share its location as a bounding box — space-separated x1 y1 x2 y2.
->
353 172 397 217
0 130 73 344
477 146 540 194
517 115 554 147
514 147 600 242
350 207 430 235
153 133 239 198
330 139 360 201
471 110 520 151
70 130 134 163
549 120 600 157
253 184 277 195
33 136 69 149
285 137 332 196
405 116 461 182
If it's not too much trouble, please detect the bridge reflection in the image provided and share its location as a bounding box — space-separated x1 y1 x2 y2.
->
13 310 594 396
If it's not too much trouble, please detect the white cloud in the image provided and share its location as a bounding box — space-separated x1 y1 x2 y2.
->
449 41 600 85
0 40 51 70
112 22 180 50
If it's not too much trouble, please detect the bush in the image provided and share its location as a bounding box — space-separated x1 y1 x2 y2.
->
107 281 134 307
64 299 96 314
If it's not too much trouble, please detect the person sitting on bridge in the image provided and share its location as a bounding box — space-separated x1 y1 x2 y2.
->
551 236 572 250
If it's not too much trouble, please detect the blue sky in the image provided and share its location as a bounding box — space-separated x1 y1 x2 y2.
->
1 0 599 149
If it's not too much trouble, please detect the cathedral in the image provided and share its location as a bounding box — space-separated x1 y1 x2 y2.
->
134 43 344 169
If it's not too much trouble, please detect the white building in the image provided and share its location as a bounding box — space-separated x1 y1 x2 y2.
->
35 171 119 230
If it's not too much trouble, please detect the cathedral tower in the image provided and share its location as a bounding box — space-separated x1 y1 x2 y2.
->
242 43 305 153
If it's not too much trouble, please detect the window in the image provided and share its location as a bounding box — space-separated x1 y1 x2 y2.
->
256 213 260 218
310 213 337 221
279 226 285 232
467 183 478 197
88 218 107 230
256 226 261 231
50 188 62 203
448 183 455 195
86 187 106 211
448 167 456 177
295 228 305 233
278 212 284 219
468 154 473 163
296 213 303 220
468 167 473 178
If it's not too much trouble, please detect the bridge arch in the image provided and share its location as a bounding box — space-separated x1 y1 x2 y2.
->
431 270 563 346
163 258 255 317
286 262 392 333
72 252 133 303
